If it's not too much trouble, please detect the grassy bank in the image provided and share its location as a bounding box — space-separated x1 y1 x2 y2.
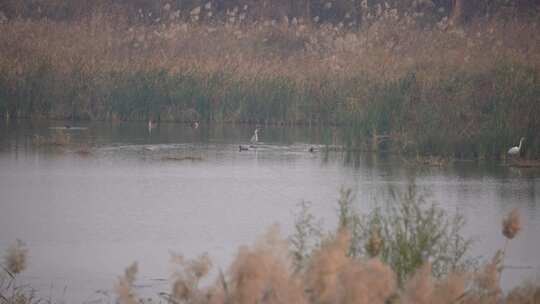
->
0 7 539 158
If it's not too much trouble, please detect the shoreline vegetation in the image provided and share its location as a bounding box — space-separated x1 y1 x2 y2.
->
1 186 538 304
0 1 539 159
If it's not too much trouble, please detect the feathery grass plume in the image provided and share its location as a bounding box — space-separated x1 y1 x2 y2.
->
338 258 396 304
388 256 470 303
401 263 434 304
432 272 469 304
305 229 350 303
169 253 212 303
502 208 521 240
505 282 540 304
114 262 139 304
473 250 503 302
228 225 306 304
0 241 41 304
206 269 230 304
365 226 383 257
3 239 27 275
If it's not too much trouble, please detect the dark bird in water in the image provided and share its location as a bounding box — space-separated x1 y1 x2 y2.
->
239 145 249 151
308 147 315 153
64 125 71 129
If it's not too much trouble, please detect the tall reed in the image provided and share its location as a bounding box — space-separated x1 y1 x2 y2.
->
1 4 539 158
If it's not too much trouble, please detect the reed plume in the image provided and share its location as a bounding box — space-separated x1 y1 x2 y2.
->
3 239 27 275
502 208 521 240
114 262 139 304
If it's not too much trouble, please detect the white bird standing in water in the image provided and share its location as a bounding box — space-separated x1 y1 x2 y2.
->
250 128 259 144
508 137 525 156
148 119 157 133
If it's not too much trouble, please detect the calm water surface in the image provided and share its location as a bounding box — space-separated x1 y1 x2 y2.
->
0 120 539 302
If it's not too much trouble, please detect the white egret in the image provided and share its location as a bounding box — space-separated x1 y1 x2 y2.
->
250 128 259 144
508 137 525 156
148 119 157 135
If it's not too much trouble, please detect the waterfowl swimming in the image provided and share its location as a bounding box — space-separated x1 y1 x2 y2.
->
250 128 259 144
508 137 525 156
239 145 249 151
143 145 157 151
308 147 315 153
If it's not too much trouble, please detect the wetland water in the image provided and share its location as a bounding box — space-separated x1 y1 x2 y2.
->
0 120 539 302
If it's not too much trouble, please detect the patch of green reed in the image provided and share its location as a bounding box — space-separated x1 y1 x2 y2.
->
109 70 171 121
423 62 540 159
2 51 539 159
0 72 10 119
291 185 477 285
300 75 349 125
223 76 298 124
338 62 540 158
12 59 57 118
340 72 416 151
95 70 306 124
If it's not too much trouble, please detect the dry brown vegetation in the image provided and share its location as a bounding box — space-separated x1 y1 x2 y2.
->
32 130 71 146
105 196 535 304
112 208 537 304
1 1 539 158
0 240 38 304
1 2 539 158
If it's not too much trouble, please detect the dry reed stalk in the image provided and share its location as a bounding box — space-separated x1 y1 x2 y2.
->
114 262 138 304
169 253 212 303
401 263 434 304
305 229 351 303
227 225 307 304
338 258 396 304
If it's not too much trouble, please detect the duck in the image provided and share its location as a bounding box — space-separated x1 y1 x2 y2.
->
239 145 249 152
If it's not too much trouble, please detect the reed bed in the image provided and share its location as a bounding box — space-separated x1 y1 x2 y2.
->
0 4 539 158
